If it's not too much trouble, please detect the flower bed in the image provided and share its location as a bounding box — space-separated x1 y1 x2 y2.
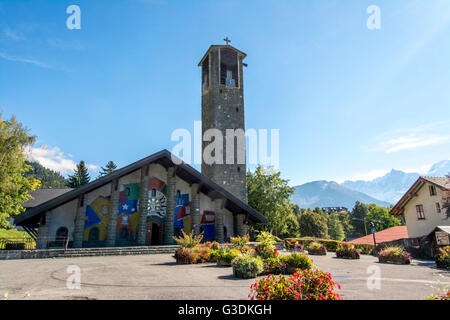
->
249 268 342 300
231 254 264 279
307 242 327 255
378 246 412 264
435 246 450 269
262 256 288 275
335 243 360 259
174 247 198 264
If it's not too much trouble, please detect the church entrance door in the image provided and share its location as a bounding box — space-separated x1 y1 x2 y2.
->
145 222 162 245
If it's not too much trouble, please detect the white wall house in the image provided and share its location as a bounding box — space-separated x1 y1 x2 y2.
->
390 177 450 239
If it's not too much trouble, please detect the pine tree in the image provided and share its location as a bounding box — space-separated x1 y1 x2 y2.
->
327 213 345 241
98 161 117 178
67 161 90 188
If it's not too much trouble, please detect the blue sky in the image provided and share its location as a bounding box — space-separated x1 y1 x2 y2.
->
1 0 449 186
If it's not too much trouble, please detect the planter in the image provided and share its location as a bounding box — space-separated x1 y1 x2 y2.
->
233 269 257 279
217 259 232 267
336 252 360 259
308 249 327 256
176 258 193 264
378 257 410 265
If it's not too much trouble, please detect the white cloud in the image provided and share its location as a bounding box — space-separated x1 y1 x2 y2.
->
369 121 450 154
0 52 51 69
25 145 99 176
3 28 24 41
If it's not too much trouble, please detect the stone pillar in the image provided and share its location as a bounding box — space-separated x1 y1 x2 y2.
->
190 183 201 235
236 213 248 236
164 167 176 245
214 199 225 243
136 166 150 246
72 195 86 248
106 180 120 247
36 211 52 249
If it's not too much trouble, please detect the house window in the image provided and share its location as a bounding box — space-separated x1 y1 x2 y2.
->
429 185 437 196
416 205 425 220
436 202 441 213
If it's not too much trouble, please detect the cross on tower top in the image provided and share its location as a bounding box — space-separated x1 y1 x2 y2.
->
224 37 231 45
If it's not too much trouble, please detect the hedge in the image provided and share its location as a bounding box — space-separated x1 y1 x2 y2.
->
284 237 375 255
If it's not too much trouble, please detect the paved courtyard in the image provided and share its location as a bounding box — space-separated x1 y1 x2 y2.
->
0 252 448 300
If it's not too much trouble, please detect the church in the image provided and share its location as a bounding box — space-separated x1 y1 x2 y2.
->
15 43 267 249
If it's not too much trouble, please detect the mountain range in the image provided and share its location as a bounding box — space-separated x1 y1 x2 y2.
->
291 160 450 209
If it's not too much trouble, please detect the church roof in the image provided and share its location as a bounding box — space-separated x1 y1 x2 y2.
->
21 188 73 209
198 45 247 66
15 149 267 226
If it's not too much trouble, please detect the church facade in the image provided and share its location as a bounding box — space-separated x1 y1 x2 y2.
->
15 43 266 248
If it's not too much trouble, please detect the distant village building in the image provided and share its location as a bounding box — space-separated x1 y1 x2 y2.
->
321 207 348 214
15 43 267 249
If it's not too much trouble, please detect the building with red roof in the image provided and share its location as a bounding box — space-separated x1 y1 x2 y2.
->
349 226 408 245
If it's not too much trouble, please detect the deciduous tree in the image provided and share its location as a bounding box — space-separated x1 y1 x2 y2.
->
0 113 40 228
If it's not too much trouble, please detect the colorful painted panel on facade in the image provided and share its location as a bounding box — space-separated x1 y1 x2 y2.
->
174 193 191 234
116 183 140 241
147 177 167 220
83 196 110 241
201 210 215 241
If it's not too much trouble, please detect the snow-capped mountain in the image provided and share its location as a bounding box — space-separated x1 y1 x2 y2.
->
341 160 450 204
291 180 391 209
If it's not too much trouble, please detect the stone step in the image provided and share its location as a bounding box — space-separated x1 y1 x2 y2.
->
56 245 177 258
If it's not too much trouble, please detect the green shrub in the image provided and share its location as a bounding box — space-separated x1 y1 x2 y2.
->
216 247 242 265
378 246 412 264
285 252 313 271
335 243 360 259
307 242 327 255
285 237 375 255
249 268 342 300
173 230 203 248
435 246 450 269
230 235 249 249
232 254 264 279
256 231 278 259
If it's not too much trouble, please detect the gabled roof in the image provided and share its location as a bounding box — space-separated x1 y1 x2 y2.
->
198 45 247 66
390 176 450 215
349 226 408 245
22 189 73 209
14 149 267 225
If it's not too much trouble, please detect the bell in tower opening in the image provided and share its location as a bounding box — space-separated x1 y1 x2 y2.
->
198 41 248 203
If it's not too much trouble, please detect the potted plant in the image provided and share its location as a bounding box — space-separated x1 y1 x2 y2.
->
335 243 360 259
435 246 449 269
378 246 412 264
232 254 264 279
285 252 313 274
307 242 327 255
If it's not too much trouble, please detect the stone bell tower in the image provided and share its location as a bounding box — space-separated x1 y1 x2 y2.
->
198 39 247 203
